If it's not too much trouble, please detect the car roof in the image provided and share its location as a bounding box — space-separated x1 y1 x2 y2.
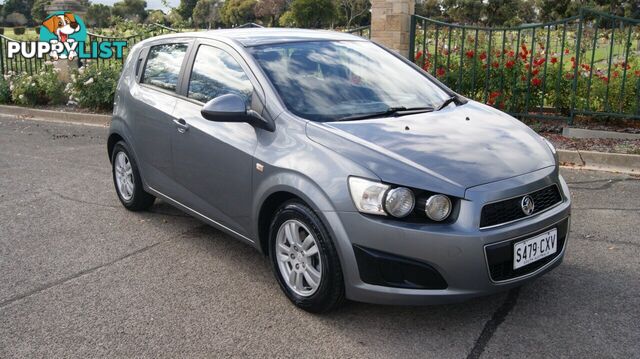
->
145 28 367 47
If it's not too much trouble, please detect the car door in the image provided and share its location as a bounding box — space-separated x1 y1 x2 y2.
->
171 41 261 237
129 41 191 196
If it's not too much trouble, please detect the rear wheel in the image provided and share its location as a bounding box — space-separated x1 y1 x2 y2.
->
269 200 345 313
111 141 154 211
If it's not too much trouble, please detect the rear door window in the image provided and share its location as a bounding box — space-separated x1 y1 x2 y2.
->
187 45 253 104
142 43 188 92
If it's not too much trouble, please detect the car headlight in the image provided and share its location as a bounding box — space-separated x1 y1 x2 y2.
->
542 137 556 154
348 177 389 215
424 194 452 221
384 187 415 218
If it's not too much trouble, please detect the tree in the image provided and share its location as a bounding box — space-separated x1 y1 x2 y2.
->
31 0 50 24
536 0 572 22
146 9 166 25
178 0 198 21
112 0 147 23
193 0 222 28
278 10 296 26
336 0 369 28
2 0 33 24
167 8 186 27
254 0 286 26
290 0 335 28
416 0 445 20
441 0 484 24
86 4 113 28
220 0 257 27
5 12 28 26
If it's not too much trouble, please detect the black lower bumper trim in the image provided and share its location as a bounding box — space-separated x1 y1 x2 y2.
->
353 245 448 290
485 218 569 282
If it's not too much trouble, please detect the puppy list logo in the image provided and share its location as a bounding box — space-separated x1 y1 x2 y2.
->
7 11 127 61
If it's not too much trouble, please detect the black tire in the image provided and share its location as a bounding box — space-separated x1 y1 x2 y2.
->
111 141 155 211
269 200 345 313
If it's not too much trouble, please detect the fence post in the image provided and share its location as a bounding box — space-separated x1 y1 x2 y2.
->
370 0 415 58
569 8 584 125
0 37 4 75
408 15 416 60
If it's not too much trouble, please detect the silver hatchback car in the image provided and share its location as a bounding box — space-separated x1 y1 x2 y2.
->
108 28 571 312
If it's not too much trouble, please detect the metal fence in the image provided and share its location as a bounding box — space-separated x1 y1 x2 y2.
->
0 23 371 76
345 25 371 39
409 8 640 123
86 24 180 68
0 23 180 75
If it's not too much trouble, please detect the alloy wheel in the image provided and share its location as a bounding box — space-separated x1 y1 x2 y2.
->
114 151 134 201
275 219 322 296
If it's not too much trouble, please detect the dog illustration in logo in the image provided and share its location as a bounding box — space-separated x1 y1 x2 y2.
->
42 13 80 60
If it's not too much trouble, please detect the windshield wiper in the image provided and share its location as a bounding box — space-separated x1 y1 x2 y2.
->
436 95 465 111
336 106 434 122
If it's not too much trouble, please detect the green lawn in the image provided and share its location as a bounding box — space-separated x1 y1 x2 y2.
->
1 27 39 41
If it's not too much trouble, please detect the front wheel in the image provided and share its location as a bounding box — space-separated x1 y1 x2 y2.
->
111 141 155 211
269 200 345 313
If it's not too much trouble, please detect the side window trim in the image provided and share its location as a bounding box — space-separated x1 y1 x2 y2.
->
138 39 193 96
135 47 149 82
179 39 265 105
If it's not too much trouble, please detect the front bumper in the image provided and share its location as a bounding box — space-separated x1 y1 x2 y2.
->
324 167 571 305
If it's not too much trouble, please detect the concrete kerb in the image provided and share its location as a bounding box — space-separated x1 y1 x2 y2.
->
0 105 110 127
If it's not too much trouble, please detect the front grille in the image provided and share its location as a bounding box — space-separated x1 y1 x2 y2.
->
480 184 562 228
485 218 568 281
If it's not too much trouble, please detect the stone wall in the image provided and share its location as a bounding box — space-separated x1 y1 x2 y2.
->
370 0 415 58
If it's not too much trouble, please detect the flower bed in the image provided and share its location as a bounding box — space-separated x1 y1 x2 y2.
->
413 25 640 120
0 61 121 112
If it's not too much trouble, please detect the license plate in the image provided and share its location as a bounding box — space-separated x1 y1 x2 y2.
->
513 229 558 270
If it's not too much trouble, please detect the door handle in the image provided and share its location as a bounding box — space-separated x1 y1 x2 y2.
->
173 118 189 133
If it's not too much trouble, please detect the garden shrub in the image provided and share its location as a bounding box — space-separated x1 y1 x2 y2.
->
0 77 11 104
34 27 40 35
67 62 122 111
8 63 66 106
13 27 25 35
414 29 640 117
0 28 4 35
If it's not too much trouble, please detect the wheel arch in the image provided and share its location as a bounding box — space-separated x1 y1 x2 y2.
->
254 173 338 257
107 132 125 162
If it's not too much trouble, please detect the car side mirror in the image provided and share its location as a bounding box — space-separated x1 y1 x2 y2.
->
201 93 275 132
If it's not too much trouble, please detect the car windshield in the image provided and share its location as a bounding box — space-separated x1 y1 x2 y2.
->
249 40 451 122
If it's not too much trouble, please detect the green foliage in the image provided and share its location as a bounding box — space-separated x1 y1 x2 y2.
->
7 63 65 106
86 4 113 28
67 63 122 111
1 0 32 24
167 9 188 28
335 0 369 28
416 0 639 27
146 9 167 25
111 0 148 23
442 0 484 25
254 0 286 27
536 0 637 21
30 0 49 24
13 26 25 35
0 77 11 104
5 12 28 26
178 0 198 21
278 10 296 27
414 30 640 117
290 0 335 28
192 0 222 28
220 0 257 27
